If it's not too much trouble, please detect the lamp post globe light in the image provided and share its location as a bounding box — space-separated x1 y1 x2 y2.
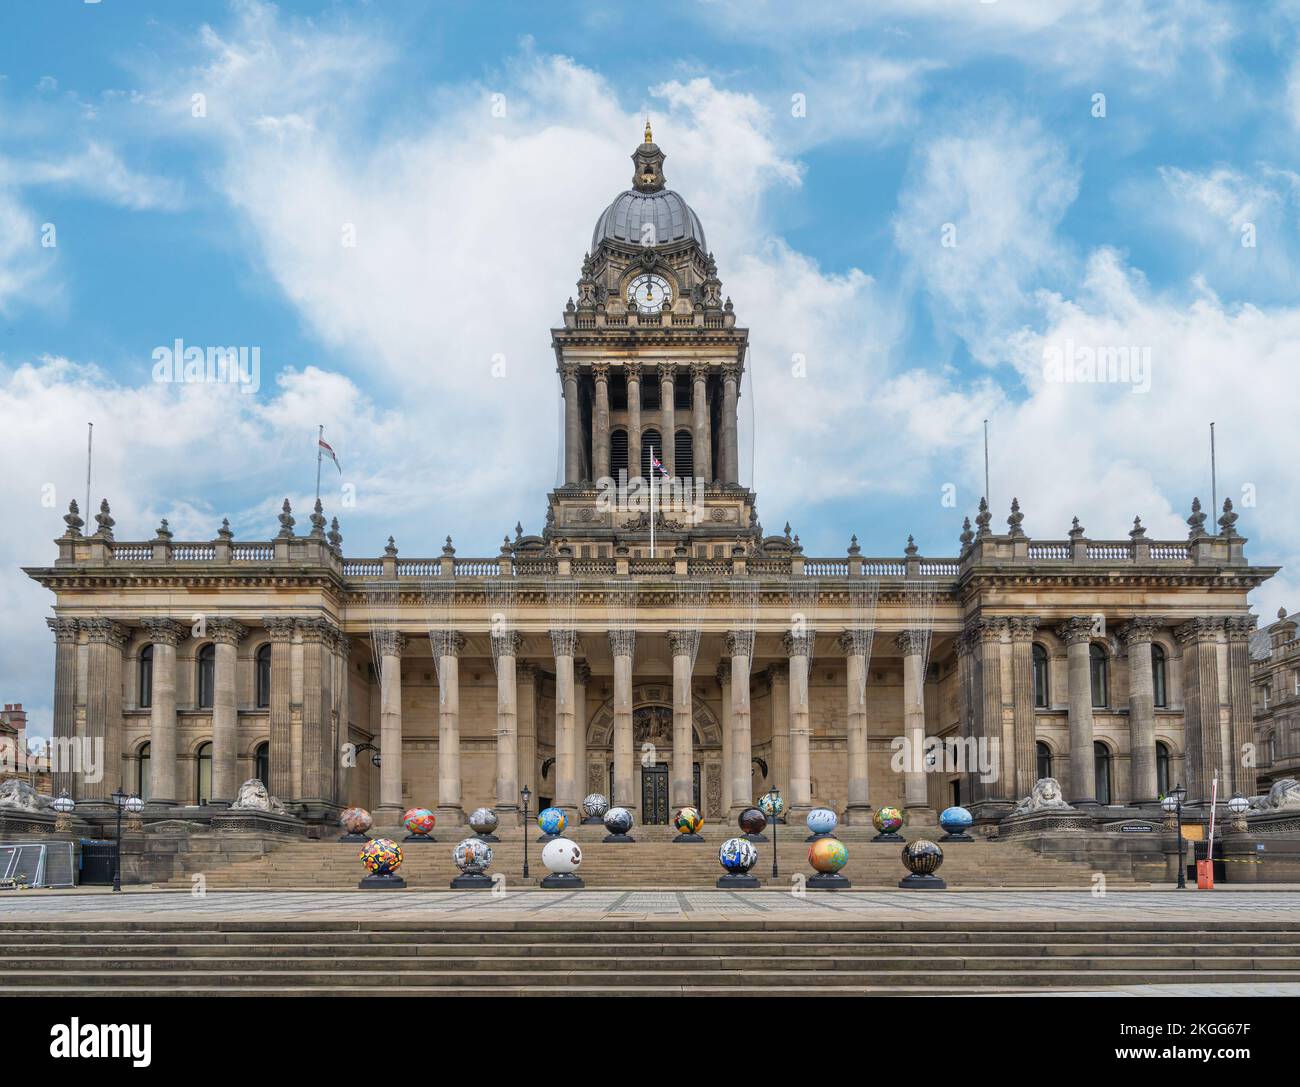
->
520 785 532 881
1228 792 1250 834
51 790 75 833
111 788 143 893
1161 783 1187 889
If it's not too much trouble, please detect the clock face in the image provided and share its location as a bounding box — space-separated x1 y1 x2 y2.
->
627 273 672 313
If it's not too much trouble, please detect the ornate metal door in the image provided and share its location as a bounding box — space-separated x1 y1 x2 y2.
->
641 763 670 823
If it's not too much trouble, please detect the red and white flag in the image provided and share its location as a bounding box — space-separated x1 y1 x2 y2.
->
319 437 341 473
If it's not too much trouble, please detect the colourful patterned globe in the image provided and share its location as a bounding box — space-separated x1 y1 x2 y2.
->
582 793 609 818
402 807 436 836
719 837 758 873
673 807 704 835
806 807 838 836
738 807 768 835
873 806 904 834
468 807 499 835
453 837 492 874
901 838 944 876
603 806 633 835
939 806 973 833
339 807 372 835
542 838 582 873
537 806 567 835
360 838 403 876
809 837 849 874
758 791 785 818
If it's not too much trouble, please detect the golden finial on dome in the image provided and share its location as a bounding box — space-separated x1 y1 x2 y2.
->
644 117 653 144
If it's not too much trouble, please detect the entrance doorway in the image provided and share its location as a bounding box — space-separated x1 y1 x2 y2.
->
637 762 703 824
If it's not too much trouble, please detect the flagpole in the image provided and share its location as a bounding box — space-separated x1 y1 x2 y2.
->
983 418 990 507
85 422 93 520
1210 422 1217 521
315 424 324 503
650 445 656 559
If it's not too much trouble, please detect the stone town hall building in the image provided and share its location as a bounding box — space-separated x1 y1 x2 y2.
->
24 129 1275 833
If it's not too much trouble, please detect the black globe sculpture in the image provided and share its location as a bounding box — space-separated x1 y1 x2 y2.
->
738 806 768 842
602 805 635 843
899 838 946 890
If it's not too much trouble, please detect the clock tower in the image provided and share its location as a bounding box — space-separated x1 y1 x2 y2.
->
547 124 756 559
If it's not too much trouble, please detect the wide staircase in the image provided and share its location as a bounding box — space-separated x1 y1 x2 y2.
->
155 824 1150 891
6 919 1299 995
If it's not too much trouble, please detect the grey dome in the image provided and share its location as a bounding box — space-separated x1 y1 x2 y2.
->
592 189 706 251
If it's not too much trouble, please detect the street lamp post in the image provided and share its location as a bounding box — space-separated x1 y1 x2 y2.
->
1161 784 1188 889
110 787 143 893
770 787 781 880
520 785 532 881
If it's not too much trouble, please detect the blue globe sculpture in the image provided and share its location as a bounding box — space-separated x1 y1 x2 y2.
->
537 806 566 836
806 807 838 839
719 837 758 874
939 805 974 842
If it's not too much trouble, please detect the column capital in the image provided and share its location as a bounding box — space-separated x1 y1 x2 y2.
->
1056 616 1096 646
1118 617 1163 647
974 616 1009 642
608 628 636 657
1224 614 1258 641
82 618 130 648
374 629 406 657
295 616 339 644
667 629 700 658
141 617 188 646
724 630 754 657
209 618 249 646
1007 616 1040 642
432 630 468 656
262 616 297 641
690 360 710 382
492 630 524 658
782 630 813 657
839 628 871 655
721 361 741 382
591 361 610 382
550 629 579 656
658 360 677 381
894 629 926 656
46 616 80 643
624 359 643 382
574 659 592 685
1175 617 1225 646
559 360 580 381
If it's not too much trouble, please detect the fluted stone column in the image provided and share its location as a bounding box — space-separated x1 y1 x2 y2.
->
658 361 676 478
208 618 247 806
840 630 871 824
896 631 932 815
574 660 591 804
690 362 712 483
625 362 642 487
82 619 128 803
551 630 580 819
561 362 581 485
767 665 790 802
1058 617 1098 805
727 630 754 815
592 362 611 481
1008 618 1040 802
668 630 697 810
1121 618 1162 805
716 660 733 815
375 630 405 823
436 632 467 825
297 619 338 813
973 618 1009 806
493 631 522 815
1226 616 1258 798
784 632 814 814
721 362 740 485
142 617 187 806
263 617 296 802
1176 618 1225 802
609 629 636 817
47 618 79 800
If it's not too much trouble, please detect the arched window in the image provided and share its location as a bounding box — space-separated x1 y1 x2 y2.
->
1156 741 1171 796
197 644 216 709
1094 741 1112 805
1089 643 1108 708
1151 643 1168 708
610 428 629 479
195 741 212 805
255 643 272 709
138 742 151 802
674 429 693 480
1036 740 1052 781
641 428 662 480
139 645 154 709
254 742 270 786
1032 644 1049 707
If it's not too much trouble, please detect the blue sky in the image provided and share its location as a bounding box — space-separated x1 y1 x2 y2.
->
3 0 1300 732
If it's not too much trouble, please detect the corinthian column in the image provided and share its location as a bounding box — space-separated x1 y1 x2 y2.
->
1008 617 1040 802
493 630 522 815
47 618 79 800
625 362 642 486
141 617 187 806
1058 616 1098 805
896 630 932 816
1175 618 1226 802
726 630 753 816
668 630 698 809
658 361 676 478
436 632 467 825
592 362 611 481
375 630 406 823
840 630 871 824
784 631 813 815
83 619 129 803
721 362 740 484
690 361 712 484
1120 618 1162 805
609 628 636 817
574 659 591 806
262 617 296 801
716 660 733 814
208 618 248 806
1226 616 1258 798
561 361 581 485
551 629 580 820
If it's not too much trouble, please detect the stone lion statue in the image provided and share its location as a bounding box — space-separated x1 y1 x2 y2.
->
1248 778 1300 812
230 778 288 815
1012 777 1075 815
0 779 53 811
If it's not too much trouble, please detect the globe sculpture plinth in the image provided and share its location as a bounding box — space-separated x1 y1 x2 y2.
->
602 806 635 843
338 806 373 843
468 806 500 842
899 838 946 890
805 807 839 843
450 837 494 889
540 838 584 889
717 837 760 889
938 805 974 842
871 805 905 843
402 807 436 843
806 837 851 890
537 806 567 843
672 806 704 843
581 793 609 826
738 806 768 843
358 838 406 890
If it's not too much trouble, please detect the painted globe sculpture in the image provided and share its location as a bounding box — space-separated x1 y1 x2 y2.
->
360 838 403 876
673 807 704 835
603 806 634 835
537 806 567 836
939 806 973 834
809 837 849 874
402 807 436 836
339 807 373 835
758 791 786 818
873 806 904 834
901 838 944 876
541 838 583 874
806 807 839 836
719 837 758 874
582 793 609 819
738 807 768 835
453 837 493 874
468 807 499 835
